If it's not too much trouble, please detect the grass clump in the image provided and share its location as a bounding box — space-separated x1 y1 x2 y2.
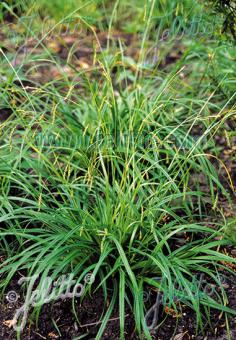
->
0 67 235 338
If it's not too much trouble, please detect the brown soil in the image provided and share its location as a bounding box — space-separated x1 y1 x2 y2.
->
0 255 236 340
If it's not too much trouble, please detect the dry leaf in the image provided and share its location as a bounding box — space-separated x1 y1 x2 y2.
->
3 319 17 328
47 41 61 53
48 332 59 338
172 332 185 340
